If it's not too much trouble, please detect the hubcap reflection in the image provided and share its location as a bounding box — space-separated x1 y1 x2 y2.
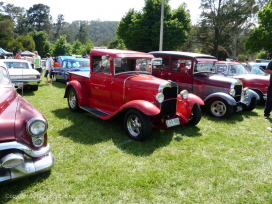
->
127 114 141 137
211 101 226 117
69 92 76 108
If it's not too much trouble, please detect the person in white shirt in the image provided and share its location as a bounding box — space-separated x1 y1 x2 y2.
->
44 53 54 83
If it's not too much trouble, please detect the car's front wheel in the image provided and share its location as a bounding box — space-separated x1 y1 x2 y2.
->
187 104 202 126
246 97 257 111
67 87 79 111
124 109 151 141
207 97 234 118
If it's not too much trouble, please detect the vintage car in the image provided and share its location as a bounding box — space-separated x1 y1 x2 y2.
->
64 49 205 141
0 61 54 183
53 58 90 82
53 55 75 68
150 51 259 118
1 59 41 91
249 62 268 76
215 61 269 104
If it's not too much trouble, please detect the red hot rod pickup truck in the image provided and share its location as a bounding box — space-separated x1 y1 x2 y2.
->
64 49 204 141
150 51 259 118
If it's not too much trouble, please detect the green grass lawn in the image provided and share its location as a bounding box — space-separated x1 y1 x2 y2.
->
1 78 272 204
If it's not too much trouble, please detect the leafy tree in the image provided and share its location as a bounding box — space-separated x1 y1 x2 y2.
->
72 40 82 55
27 4 52 33
16 35 35 51
245 1 272 55
53 14 65 41
52 35 71 56
116 0 191 52
199 0 259 58
30 31 51 56
0 14 14 38
75 22 88 44
82 39 94 56
0 3 25 26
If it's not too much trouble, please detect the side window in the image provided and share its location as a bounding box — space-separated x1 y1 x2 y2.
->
93 56 110 74
152 57 169 70
171 59 180 71
63 61 67 68
171 58 192 73
67 62 72 68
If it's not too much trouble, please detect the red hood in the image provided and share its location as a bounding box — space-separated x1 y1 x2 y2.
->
0 88 18 142
0 87 47 148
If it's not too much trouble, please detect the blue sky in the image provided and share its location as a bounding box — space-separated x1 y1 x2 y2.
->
2 0 201 24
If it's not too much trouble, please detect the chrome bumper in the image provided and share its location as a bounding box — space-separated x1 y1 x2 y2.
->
0 152 54 183
0 142 54 183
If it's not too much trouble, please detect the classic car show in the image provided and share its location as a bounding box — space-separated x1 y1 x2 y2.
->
1 0 272 203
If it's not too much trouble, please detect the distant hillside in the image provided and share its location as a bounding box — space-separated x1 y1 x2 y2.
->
68 20 119 46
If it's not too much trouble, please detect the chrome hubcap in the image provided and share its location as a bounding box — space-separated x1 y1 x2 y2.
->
127 114 141 137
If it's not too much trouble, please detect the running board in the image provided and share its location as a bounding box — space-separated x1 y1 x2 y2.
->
80 106 110 117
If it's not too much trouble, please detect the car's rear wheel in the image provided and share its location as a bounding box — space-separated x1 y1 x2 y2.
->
187 104 202 126
124 109 151 141
207 97 234 118
53 75 57 82
67 87 79 111
31 85 38 91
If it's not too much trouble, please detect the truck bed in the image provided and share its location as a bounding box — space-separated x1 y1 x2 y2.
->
69 71 90 78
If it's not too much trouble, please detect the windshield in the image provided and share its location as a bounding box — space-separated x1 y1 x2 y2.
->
194 62 215 72
114 58 151 74
215 64 249 75
3 61 31 69
0 67 12 86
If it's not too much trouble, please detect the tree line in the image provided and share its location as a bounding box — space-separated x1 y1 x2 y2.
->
0 0 271 61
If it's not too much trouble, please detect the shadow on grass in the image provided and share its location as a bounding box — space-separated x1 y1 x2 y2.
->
0 171 51 203
52 108 202 156
202 106 260 123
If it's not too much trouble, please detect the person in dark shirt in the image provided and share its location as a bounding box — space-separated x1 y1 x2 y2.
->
264 60 272 131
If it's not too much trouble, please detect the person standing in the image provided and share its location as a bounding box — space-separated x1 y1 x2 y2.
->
32 51 42 74
244 58 252 72
44 53 54 83
265 61 272 131
15 49 22 59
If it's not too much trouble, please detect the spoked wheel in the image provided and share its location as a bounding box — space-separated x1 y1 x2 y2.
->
207 98 234 118
67 87 79 111
124 109 151 141
187 104 202 126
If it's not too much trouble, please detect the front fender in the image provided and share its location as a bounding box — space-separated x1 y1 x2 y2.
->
120 100 160 116
186 93 205 106
204 92 237 106
240 89 260 106
64 81 88 106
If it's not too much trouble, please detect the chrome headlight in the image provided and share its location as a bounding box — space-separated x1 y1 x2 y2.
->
156 93 164 103
229 89 236 96
27 117 48 137
180 90 189 99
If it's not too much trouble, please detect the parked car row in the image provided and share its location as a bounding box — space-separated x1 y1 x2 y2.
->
0 49 269 184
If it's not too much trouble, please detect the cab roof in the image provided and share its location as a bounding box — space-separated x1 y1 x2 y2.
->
90 49 154 59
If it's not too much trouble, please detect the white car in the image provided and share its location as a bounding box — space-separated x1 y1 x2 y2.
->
0 59 41 91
